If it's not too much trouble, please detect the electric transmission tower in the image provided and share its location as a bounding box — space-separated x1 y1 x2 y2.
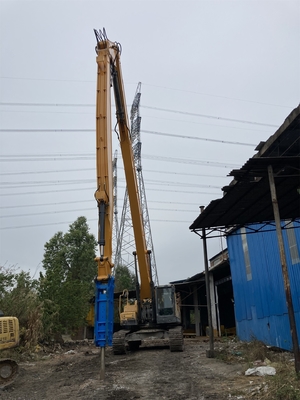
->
112 150 119 264
115 82 159 286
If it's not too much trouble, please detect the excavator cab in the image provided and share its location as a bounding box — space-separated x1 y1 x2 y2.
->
155 285 181 324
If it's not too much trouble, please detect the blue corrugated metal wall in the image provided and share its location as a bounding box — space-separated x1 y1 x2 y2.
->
227 220 300 350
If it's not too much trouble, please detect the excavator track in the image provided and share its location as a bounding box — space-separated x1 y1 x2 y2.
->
0 359 18 388
112 330 129 355
169 326 184 352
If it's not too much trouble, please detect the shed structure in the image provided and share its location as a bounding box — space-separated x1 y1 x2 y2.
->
189 104 300 370
171 249 235 337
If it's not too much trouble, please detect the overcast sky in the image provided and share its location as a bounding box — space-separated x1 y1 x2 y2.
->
0 0 299 285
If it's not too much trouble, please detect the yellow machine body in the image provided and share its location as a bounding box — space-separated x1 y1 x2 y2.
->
119 303 138 325
86 304 95 328
0 316 20 387
0 317 19 350
119 291 138 325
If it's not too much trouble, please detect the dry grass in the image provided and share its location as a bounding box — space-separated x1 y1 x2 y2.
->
260 360 300 400
24 304 44 348
215 337 300 399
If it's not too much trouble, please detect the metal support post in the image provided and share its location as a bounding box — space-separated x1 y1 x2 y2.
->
201 206 214 358
209 274 218 336
268 165 300 374
193 285 200 336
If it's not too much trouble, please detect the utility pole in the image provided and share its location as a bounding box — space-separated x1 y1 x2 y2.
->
268 165 300 374
200 206 215 358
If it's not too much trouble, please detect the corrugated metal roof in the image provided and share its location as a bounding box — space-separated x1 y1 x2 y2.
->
190 105 300 232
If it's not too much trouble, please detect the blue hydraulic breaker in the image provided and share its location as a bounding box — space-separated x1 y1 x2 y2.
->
94 275 115 348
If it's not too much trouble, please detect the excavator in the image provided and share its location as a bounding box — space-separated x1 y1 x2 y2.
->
0 312 19 387
93 29 184 355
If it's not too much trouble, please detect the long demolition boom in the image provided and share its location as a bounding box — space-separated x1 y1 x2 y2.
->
94 29 151 300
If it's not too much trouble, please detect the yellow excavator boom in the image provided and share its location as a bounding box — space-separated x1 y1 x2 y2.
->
95 32 151 300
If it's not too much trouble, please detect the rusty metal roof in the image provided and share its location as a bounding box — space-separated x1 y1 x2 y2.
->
189 105 300 233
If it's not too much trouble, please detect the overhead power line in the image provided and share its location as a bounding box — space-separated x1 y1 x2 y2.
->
0 112 272 133
0 178 219 190
141 83 292 109
145 179 220 189
142 105 278 128
0 185 219 197
0 102 94 107
0 218 191 230
0 76 96 83
143 154 238 168
0 102 278 127
0 155 92 162
0 219 97 230
0 153 238 168
144 169 227 179
1 206 197 219
1 179 94 186
1 207 96 218
1 77 292 108
0 199 203 210
142 129 256 146
0 167 228 179
0 200 91 209
0 129 95 132
0 128 256 147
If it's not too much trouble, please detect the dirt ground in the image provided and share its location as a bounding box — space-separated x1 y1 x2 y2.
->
0 338 297 400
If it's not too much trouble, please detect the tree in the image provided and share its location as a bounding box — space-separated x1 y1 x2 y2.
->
0 265 15 303
114 265 136 293
39 216 97 335
0 266 43 347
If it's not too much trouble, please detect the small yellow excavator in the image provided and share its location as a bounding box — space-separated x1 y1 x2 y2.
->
0 312 19 387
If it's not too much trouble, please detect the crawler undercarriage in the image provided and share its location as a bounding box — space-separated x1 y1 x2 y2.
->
112 326 184 354
0 359 19 388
